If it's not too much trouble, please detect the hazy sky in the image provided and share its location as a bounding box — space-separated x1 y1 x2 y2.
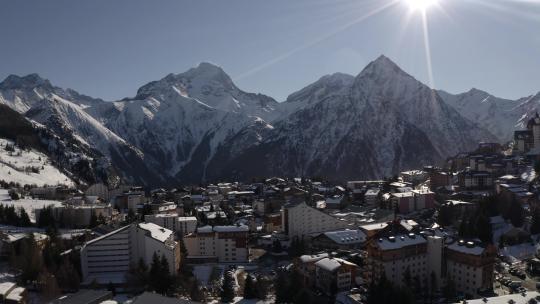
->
1 0 539 101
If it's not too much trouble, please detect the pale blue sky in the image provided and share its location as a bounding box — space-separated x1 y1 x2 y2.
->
0 0 539 101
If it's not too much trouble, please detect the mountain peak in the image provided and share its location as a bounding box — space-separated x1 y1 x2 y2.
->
359 55 406 77
466 87 489 96
0 73 52 90
184 61 229 79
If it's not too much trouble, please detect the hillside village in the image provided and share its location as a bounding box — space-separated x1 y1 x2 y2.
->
2 118 540 303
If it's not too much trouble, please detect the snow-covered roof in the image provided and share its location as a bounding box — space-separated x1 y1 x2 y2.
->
85 225 131 246
213 225 249 233
391 192 414 198
323 229 366 244
178 216 197 222
458 291 540 304
0 282 15 296
299 253 329 263
360 222 388 231
196 225 248 233
446 240 485 255
376 234 426 250
445 200 473 206
315 257 358 272
315 258 341 271
5 287 25 302
400 219 419 231
365 189 380 196
138 222 173 243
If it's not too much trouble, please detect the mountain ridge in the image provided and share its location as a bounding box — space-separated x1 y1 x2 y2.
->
0 56 531 185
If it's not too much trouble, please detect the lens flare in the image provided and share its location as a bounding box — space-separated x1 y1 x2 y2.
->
405 0 438 12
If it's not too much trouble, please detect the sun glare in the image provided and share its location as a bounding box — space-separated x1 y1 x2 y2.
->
405 0 438 12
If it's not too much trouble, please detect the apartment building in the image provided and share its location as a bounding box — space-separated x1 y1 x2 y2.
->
35 200 112 228
390 188 435 214
445 240 497 297
315 257 359 295
144 214 197 238
297 253 330 287
282 202 348 238
364 189 380 206
367 231 496 297
367 233 444 290
80 223 180 284
311 229 366 250
183 225 249 263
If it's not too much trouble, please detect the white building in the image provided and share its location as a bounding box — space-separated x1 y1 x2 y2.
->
399 170 428 184
35 199 112 228
446 240 497 297
282 202 348 238
144 214 197 238
315 257 359 295
367 233 444 290
364 189 380 206
80 222 180 284
183 225 249 263
368 233 496 298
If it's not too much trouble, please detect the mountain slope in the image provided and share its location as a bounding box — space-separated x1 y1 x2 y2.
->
0 103 119 186
205 56 496 181
135 62 281 121
0 57 513 185
439 89 540 142
0 138 74 187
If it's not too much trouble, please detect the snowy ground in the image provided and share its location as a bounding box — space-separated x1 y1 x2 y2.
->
0 189 63 222
500 243 538 261
0 138 73 187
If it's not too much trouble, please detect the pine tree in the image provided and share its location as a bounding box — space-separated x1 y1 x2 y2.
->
18 207 31 227
274 269 289 303
56 260 80 291
255 274 269 300
159 255 172 294
220 269 235 303
149 253 161 291
531 209 540 235
475 214 493 243
179 239 189 274
107 281 116 296
458 215 470 237
243 273 256 299
38 271 60 301
509 200 524 227
18 234 43 283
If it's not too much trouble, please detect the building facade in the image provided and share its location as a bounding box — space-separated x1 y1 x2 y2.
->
282 202 348 238
144 214 197 238
80 223 180 284
183 225 249 263
445 240 497 297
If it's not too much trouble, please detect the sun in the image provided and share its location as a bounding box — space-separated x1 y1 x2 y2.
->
405 0 439 12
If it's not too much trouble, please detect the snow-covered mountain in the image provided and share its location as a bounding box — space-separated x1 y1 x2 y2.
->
134 62 281 121
439 89 520 142
0 56 527 185
0 103 120 187
0 138 73 187
205 56 496 181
